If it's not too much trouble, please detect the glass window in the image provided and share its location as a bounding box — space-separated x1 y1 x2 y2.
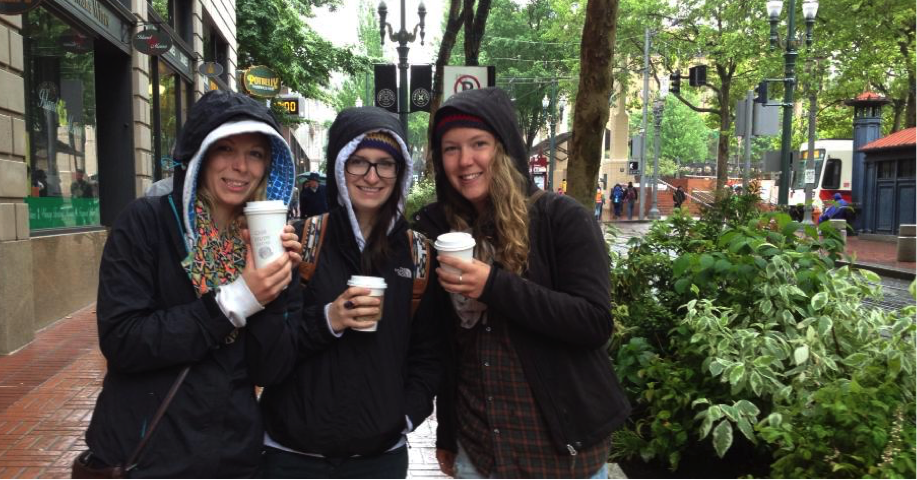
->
898 159 915 178
877 160 895 179
821 158 841 189
23 8 99 230
151 60 193 181
203 23 230 85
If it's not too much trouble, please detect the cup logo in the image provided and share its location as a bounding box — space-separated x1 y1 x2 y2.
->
258 246 273 259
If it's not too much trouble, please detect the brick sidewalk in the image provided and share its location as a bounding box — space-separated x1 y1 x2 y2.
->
845 236 916 275
0 306 447 479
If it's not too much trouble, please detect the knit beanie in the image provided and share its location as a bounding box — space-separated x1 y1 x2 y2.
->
356 132 404 164
434 112 497 144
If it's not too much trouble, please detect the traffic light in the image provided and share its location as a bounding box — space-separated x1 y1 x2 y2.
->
754 81 768 104
689 65 707 87
669 71 681 94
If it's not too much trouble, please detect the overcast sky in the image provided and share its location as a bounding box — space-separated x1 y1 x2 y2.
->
309 0 445 65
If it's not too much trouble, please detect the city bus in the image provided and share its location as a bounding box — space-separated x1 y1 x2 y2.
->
788 139 853 213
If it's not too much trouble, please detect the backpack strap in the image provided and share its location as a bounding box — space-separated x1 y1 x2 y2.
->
299 213 329 283
406 229 431 318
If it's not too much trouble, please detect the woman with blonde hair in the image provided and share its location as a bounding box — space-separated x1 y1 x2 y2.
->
83 91 301 477
413 87 631 479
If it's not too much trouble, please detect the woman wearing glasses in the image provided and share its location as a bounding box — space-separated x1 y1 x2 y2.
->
246 106 443 478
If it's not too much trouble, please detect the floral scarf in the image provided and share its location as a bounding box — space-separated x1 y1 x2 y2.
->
181 199 247 296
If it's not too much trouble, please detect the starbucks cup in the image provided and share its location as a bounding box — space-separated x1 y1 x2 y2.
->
434 232 476 275
346 275 387 332
244 200 288 269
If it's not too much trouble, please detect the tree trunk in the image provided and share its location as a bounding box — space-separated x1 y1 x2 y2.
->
425 0 465 175
891 100 904 133
899 33 916 128
567 0 619 208
463 0 492 65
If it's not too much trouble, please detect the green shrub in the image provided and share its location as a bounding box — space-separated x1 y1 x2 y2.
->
405 177 436 220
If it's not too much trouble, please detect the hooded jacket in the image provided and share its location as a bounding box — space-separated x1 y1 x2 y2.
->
247 107 444 458
86 91 297 478
413 87 631 456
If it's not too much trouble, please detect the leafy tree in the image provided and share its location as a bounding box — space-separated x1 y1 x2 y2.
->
630 92 715 174
236 0 368 100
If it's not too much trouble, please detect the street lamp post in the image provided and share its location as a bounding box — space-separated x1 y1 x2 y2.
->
542 90 563 191
767 0 819 206
803 56 822 224
378 1 426 136
648 99 664 219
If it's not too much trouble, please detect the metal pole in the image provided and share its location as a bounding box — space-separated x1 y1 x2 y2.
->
777 0 798 206
743 90 753 189
638 28 650 221
547 79 557 191
649 101 662 219
803 57 819 224
397 0 410 137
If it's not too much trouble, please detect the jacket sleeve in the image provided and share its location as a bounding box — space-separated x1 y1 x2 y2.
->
478 196 613 348
403 263 446 430
96 200 237 374
245 275 340 386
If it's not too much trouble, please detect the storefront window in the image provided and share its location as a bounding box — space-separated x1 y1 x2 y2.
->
23 7 99 230
151 60 192 181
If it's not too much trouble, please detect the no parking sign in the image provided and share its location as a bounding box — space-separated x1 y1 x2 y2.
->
443 66 496 102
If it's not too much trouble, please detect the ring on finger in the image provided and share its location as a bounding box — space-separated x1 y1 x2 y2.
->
458 274 463 284
344 300 356 310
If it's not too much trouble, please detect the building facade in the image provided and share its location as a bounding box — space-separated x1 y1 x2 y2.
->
0 0 238 354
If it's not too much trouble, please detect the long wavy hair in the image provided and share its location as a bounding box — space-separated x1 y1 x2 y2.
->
357 151 408 275
443 143 530 275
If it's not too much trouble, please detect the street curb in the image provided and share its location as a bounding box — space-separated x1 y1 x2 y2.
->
838 260 916 281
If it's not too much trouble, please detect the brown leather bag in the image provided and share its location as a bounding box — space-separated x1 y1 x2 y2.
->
72 366 190 478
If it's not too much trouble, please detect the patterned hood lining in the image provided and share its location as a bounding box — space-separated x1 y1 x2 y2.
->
180 120 295 250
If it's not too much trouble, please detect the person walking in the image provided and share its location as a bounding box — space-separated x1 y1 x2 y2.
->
594 186 605 221
299 172 328 219
673 185 687 210
82 91 301 477
413 87 630 479
611 183 624 219
625 181 638 220
247 107 443 479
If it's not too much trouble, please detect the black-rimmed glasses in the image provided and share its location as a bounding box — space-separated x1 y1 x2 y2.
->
345 157 399 178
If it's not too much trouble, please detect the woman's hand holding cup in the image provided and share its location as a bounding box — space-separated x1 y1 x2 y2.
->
240 227 296 305
328 287 382 333
280 224 302 264
436 255 490 299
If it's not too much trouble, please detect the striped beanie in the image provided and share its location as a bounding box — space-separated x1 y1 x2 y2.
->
435 112 496 142
356 132 403 163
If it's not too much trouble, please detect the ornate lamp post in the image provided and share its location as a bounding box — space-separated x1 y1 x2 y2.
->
767 0 819 206
378 1 426 135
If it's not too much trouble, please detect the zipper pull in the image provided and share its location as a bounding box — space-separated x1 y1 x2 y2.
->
566 444 578 456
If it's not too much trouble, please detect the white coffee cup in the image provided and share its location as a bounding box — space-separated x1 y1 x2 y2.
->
244 200 288 269
346 275 387 332
434 232 476 275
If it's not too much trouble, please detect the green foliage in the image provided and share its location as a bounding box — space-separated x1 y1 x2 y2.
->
609 195 917 477
629 92 716 166
237 0 368 100
405 177 436 220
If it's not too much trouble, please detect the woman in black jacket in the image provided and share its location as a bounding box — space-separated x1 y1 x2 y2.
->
247 107 443 478
84 91 301 478
412 87 631 478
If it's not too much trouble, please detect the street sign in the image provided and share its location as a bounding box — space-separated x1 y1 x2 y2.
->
132 29 172 56
442 66 495 102
630 135 643 159
0 0 44 14
805 168 816 184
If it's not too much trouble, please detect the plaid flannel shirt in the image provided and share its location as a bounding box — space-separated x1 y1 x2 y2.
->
455 316 610 478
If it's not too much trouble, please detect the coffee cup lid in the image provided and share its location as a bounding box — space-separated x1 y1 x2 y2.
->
244 200 287 214
434 232 476 251
347 275 387 289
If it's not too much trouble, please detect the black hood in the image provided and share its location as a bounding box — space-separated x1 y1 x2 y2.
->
431 87 535 204
325 106 408 206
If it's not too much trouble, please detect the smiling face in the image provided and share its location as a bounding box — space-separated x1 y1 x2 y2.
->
345 147 398 219
440 127 497 213
201 132 270 217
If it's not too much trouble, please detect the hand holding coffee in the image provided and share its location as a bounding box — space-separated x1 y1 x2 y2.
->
346 276 387 332
244 200 288 269
434 232 476 275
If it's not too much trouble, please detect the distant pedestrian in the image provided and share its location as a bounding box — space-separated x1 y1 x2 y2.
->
288 183 300 220
611 183 624 219
594 186 605 221
673 185 686 209
82 90 301 477
70 168 94 198
818 192 849 224
299 172 328 219
625 181 638 220
414 87 630 480
556 187 565 195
